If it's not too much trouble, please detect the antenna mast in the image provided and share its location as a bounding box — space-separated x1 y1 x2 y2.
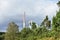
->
23 12 26 28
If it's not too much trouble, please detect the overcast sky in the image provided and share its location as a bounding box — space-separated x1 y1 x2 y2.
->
0 0 59 32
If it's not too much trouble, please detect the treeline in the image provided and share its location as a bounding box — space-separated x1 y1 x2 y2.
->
0 10 60 40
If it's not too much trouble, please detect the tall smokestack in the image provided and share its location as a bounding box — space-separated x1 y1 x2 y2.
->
23 12 26 28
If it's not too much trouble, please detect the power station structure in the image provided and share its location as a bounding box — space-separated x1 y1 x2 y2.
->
23 12 26 28
22 12 39 28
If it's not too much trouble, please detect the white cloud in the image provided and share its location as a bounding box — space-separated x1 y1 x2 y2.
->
0 0 59 32
0 0 58 23
0 0 10 11
44 3 58 16
31 0 58 18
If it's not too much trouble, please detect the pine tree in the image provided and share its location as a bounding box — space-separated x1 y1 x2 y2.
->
5 22 19 40
41 16 51 28
32 22 37 29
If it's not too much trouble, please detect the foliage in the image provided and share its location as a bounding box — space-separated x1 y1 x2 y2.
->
31 22 37 29
19 9 60 40
4 22 19 40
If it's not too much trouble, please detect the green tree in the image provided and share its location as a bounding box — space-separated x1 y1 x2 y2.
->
20 28 33 40
31 22 37 29
46 16 48 20
56 11 60 18
52 11 60 31
41 16 48 26
5 22 19 40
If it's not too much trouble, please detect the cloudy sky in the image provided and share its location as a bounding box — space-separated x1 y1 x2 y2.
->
0 0 59 32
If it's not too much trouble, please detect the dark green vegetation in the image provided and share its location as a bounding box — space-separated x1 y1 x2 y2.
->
0 32 5 40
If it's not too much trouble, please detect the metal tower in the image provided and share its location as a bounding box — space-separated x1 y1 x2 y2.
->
23 12 26 28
